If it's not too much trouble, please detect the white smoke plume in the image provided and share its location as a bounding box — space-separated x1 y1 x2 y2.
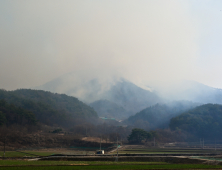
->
0 0 198 90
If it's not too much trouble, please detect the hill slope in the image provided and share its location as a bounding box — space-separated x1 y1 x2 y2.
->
0 89 98 127
126 101 199 130
89 100 129 120
102 80 162 116
0 99 36 126
36 75 163 117
169 104 222 139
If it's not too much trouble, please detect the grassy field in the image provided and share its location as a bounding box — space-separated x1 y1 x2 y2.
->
1 147 222 169
1 146 221 157
0 163 222 170
0 151 57 157
0 160 167 166
0 150 96 157
0 147 221 159
111 148 222 154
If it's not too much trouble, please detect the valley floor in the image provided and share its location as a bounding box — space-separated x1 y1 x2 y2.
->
1 146 222 169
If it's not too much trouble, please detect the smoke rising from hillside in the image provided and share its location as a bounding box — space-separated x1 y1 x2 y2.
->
0 1 198 90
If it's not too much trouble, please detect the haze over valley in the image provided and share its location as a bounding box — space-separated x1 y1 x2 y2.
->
1 0 222 149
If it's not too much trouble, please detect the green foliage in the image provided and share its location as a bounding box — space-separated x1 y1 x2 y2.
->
90 99 128 119
127 101 198 130
0 160 168 166
0 99 36 126
127 128 153 143
52 128 62 133
0 163 221 170
0 89 98 127
0 111 6 125
169 104 222 139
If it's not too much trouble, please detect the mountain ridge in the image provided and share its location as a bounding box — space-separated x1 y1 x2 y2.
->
125 101 200 130
0 89 98 127
36 75 163 117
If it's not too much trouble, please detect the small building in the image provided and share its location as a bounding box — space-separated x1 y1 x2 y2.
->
96 150 104 154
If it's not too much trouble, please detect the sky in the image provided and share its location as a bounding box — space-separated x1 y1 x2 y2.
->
0 0 222 90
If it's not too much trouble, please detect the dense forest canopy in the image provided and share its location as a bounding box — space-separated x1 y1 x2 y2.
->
38 78 163 117
126 101 198 130
169 104 222 139
0 99 36 126
89 99 129 120
0 89 98 127
127 128 155 143
2 88 222 143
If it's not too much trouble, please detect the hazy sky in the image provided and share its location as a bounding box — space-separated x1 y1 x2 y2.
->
1 0 222 90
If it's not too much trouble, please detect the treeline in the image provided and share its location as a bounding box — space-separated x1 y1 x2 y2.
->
127 128 156 143
0 100 36 126
126 102 222 142
3 87 222 143
68 122 132 142
0 89 98 127
170 104 222 140
126 101 198 130
89 99 129 120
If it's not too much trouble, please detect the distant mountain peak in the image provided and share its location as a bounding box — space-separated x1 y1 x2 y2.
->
35 73 163 117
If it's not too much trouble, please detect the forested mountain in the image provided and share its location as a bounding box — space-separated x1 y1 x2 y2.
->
36 72 222 120
0 99 36 126
0 89 98 127
89 99 129 120
126 101 199 130
169 104 222 139
37 74 163 117
102 79 162 116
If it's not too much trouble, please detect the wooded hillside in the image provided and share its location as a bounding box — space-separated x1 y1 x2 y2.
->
0 99 36 126
126 101 198 130
0 89 98 127
170 104 222 139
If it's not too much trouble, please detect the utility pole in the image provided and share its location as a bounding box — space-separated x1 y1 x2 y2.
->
154 137 155 147
100 136 101 151
116 137 118 162
200 138 201 149
3 137 5 157
215 139 216 151
203 138 204 149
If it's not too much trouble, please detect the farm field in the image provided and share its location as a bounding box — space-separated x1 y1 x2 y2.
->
1 146 221 158
0 160 167 166
111 147 222 155
0 151 56 157
1 146 222 169
0 163 222 170
1 144 221 157
0 150 95 157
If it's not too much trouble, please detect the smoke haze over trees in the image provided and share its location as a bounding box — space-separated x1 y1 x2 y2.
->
170 104 222 140
1 1 222 146
1 1 222 91
125 101 199 130
37 77 162 118
0 89 98 127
